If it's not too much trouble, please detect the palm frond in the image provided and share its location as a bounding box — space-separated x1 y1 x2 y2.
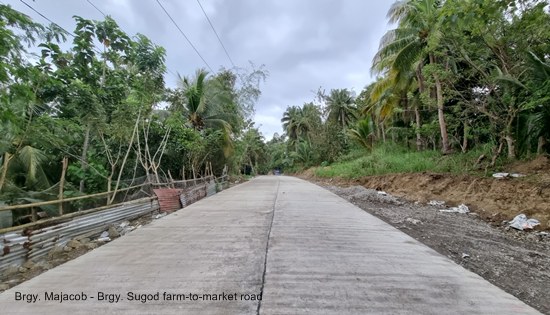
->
494 74 527 90
17 145 50 188
387 0 411 24
348 118 373 149
393 40 423 72
526 51 550 82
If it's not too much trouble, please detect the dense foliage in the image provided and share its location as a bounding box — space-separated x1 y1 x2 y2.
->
268 0 550 173
0 4 267 216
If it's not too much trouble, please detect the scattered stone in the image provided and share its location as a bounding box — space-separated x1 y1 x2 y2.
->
405 218 422 225
85 243 98 250
79 238 91 244
22 260 35 270
63 246 72 252
18 267 27 273
108 226 120 238
96 237 111 243
119 221 130 228
35 261 52 270
120 226 136 236
48 245 64 258
428 200 446 207
440 204 470 214
99 231 109 238
4 265 19 275
462 253 470 259
67 240 82 249
377 191 388 196
153 213 167 220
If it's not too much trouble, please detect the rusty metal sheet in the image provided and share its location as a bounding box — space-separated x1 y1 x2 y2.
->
153 189 183 213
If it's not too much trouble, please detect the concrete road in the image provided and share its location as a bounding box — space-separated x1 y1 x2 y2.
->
0 176 541 314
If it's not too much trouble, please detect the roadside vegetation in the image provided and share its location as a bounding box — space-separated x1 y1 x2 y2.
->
266 0 550 177
314 144 495 179
0 5 267 224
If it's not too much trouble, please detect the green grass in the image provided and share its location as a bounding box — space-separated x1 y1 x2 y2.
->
314 144 494 179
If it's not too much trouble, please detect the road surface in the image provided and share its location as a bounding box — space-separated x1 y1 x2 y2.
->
0 176 541 314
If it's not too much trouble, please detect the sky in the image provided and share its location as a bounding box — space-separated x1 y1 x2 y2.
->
6 0 394 140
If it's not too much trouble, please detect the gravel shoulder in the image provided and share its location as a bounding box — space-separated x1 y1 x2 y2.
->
316 183 550 314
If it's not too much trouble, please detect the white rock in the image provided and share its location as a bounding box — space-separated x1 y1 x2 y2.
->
440 204 470 214
405 218 422 225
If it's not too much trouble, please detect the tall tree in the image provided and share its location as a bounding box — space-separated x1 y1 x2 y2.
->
324 89 357 129
281 106 313 146
374 0 451 153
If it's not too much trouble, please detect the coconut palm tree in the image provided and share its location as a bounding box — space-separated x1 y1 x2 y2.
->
325 89 357 129
178 69 234 156
515 52 550 154
348 118 374 150
281 106 312 144
373 0 450 153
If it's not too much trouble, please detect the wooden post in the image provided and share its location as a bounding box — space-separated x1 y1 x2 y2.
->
31 207 37 222
58 157 68 215
182 166 186 188
168 169 175 189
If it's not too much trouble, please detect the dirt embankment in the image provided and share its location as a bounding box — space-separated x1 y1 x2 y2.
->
304 155 550 230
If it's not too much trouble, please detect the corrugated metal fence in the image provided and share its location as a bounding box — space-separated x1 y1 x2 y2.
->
0 175 228 275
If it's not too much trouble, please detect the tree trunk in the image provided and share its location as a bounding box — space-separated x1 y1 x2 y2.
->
504 115 517 159
79 124 91 193
58 157 68 215
0 152 12 193
107 175 112 205
415 62 425 151
537 136 546 155
415 106 422 151
371 113 379 141
381 122 386 143
504 135 516 159
249 157 255 176
490 141 504 167
109 113 140 204
430 53 450 154
462 120 469 153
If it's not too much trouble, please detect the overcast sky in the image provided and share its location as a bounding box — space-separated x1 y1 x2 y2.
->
7 0 394 139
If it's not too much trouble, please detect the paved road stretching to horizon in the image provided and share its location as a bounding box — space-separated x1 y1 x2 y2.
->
0 176 541 314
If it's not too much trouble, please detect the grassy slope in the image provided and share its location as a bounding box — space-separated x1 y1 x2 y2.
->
314 144 494 179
